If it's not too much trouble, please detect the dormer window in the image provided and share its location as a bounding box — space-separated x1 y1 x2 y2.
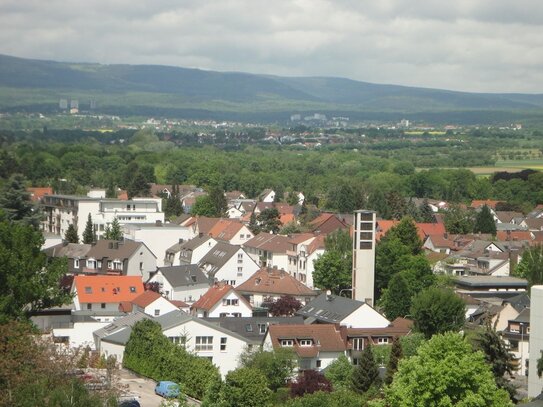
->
281 339 294 347
299 339 313 347
84 287 92 294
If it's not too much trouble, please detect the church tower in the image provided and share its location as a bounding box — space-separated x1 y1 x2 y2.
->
352 210 376 305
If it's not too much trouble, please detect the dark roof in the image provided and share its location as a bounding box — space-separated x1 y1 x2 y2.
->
44 242 92 258
198 242 241 274
504 292 530 313
243 233 291 253
296 293 364 323
180 235 215 251
511 308 530 324
86 239 155 260
203 316 305 343
454 276 528 289
157 265 209 287
236 267 316 297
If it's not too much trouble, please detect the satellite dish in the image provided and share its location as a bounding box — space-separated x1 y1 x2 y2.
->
326 290 332 296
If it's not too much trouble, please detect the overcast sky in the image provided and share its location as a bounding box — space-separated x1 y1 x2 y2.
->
1 0 542 93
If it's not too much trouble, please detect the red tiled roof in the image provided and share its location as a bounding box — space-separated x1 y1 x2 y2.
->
279 214 296 226
170 300 189 308
131 290 162 308
27 187 53 202
470 200 501 209
236 267 316 297
288 233 316 245
268 324 345 354
376 220 399 240
191 284 248 311
417 223 446 240
117 190 128 200
208 219 244 241
307 235 326 255
244 233 291 253
74 275 144 303
496 231 533 242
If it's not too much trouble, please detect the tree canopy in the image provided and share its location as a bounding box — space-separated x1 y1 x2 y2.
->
513 244 543 287
474 205 497 235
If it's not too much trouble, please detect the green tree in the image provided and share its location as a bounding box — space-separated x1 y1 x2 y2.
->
352 344 379 393
0 213 70 322
324 229 353 255
208 185 228 217
410 287 466 339
379 273 411 321
419 198 435 223
219 367 272 407
164 185 184 219
191 195 217 217
239 348 296 391
385 338 403 385
313 250 352 294
0 174 41 228
384 333 512 406
282 389 365 407
248 212 260 234
127 169 151 199
384 216 422 255
324 355 353 390
64 223 79 243
258 208 282 234
104 217 122 241
82 213 95 244
513 244 543 287
474 205 497 235
444 204 473 234
399 332 426 358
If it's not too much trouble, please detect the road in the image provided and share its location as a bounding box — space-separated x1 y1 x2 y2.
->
117 369 200 406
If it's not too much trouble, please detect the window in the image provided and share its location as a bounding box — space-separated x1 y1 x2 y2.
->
237 267 243 276
97 260 102 268
154 309 160 316
281 339 294 347
240 234 244 239
232 313 241 317
377 337 389 344
87 303 92 310
113 260 122 270
195 336 213 351
139 262 143 271
101 303 106 309
229 280 236 286
222 299 239 306
74 259 80 269
220 337 227 351
316 360 322 368
258 323 267 334
220 313 228 317
85 287 92 294
359 242 373 250
126 204 130 210
107 261 112 269
299 339 313 346
359 232 373 240
191 275 197 283
86 259 96 269
245 324 253 332
353 338 364 351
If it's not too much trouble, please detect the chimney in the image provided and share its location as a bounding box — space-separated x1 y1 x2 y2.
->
326 290 333 301
199 232 203 238
179 238 184 244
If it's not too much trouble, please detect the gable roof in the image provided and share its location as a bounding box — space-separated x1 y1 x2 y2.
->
198 242 241 273
496 230 533 242
470 200 502 209
236 267 316 297
344 317 413 338
267 324 346 355
504 292 530 313
94 311 150 341
523 218 543 230
131 290 163 308
243 233 291 253
86 239 155 260
297 293 366 323
310 213 349 234
208 219 245 241
74 275 144 303
156 265 209 287
44 242 92 258
191 284 250 311
288 233 317 245
27 187 53 202
193 216 221 236
417 223 446 239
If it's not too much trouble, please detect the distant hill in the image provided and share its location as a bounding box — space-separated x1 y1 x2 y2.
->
1 53 542 124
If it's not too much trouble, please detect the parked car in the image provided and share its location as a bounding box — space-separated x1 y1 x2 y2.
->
118 401 140 407
154 381 181 398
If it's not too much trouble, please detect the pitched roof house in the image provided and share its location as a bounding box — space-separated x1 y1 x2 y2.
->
44 242 93 274
236 267 317 308
72 275 144 312
147 264 210 303
310 213 349 235
191 284 252 318
208 219 254 245
119 290 180 317
243 233 291 270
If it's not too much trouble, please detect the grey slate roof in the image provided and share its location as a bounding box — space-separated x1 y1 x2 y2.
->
94 311 150 341
511 308 530 324
204 316 305 343
454 276 528 289
181 235 215 251
44 242 92 258
296 293 364 323
198 242 240 274
101 327 132 345
87 239 156 260
157 265 209 287
505 292 530 313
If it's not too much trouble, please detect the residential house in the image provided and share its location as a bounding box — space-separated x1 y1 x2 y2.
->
296 293 390 328
309 213 349 235
191 284 252 318
122 222 191 267
454 275 528 294
147 265 209 303
198 242 259 287
470 200 502 210
171 235 218 266
40 193 164 241
343 317 413 365
119 290 180 317
208 219 254 245
263 324 346 371
503 308 530 376
181 191 207 213
286 233 325 288
44 242 92 274
236 267 317 308
520 218 543 232
243 233 290 270
71 275 144 312
181 216 221 240
27 186 53 202
259 189 276 203
82 239 157 281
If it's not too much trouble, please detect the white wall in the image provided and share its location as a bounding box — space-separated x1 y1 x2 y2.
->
123 225 191 267
126 244 157 282
148 270 210 303
100 341 126 363
342 304 390 328
163 319 249 377
140 297 179 317
225 225 254 246
206 291 252 317
186 238 218 265
214 249 259 287
53 321 108 349
529 286 543 397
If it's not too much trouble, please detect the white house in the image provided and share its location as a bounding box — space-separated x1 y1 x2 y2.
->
119 290 180 317
208 219 254 245
243 234 290 271
260 189 276 203
174 235 218 266
147 265 210 303
263 324 346 371
71 275 144 312
122 222 191 267
191 284 252 318
286 234 325 289
198 242 259 287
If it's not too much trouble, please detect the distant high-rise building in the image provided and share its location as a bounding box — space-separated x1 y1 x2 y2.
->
90 99 97 109
70 99 79 109
290 114 301 121
352 210 376 306
59 99 68 109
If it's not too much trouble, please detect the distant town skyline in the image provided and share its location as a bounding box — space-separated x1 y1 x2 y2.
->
1 0 542 94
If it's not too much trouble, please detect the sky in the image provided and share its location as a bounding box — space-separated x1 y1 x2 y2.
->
1 0 542 93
